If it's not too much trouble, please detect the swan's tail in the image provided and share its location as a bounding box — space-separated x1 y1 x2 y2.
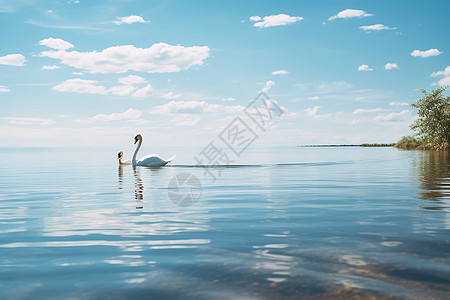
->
166 155 176 164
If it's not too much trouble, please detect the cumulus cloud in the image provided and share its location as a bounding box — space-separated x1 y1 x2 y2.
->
52 76 154 97
431 66 450 86
0 117 55 125
249 16 262 22
262 80 275 93
39 38 74 50
353 108 384 114
40 41 210 74
431 66 450 77
385 63 399 70
75 108 142 124
328 9 372 21
113 15 148 25
42 65 60 70
109 85 136 96
0 86 11 92
389 102 409 106
250 14 303 28
151 100 244 116
52 78 108 95
360 24 396 31
410 49 442 58
132 84 153 97
152 101 205 115
437 77 450 86
375 110 411 121
118 75 147 85
358 64 373 71
305 106 321 116
272 69 289 75
0 54 26 66
308 96 320 100
161 92 181 99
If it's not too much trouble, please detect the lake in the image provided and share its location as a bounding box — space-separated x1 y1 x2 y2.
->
0 146 449 299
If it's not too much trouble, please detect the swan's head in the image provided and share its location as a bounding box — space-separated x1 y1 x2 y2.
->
134 134 142 144
118 151 123 159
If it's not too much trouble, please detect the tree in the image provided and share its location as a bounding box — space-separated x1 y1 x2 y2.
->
410 86 450 149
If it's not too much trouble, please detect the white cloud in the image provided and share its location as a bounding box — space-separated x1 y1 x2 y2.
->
410 49 442 58
262 80 275 93
305 106 321 116
75 108 142 124
360 24 396 31
437 77 450 86
272 70 289 75
430 66 450 86
0 86 11 92
118 75 147 85
0 117 55 125
42 65 60 70
0 54 26 66
328 9 372 21
389 102 409 106
72 72 83 75
375 110 411 121
132 84 153 97
358 64 373 71
53 76 153 97
151 100 244 116
161 92 181 99
222 97 235 101
152 101 205 115
308 96 320 100
40 42 210 74
52 78 108 95
431 66 450 77
113 15 148 25
385 63 399 70
355 96 365 101
354 108 384 114
109 85 136 96
39 38 74 50
249 16 262 22
251 14 303 28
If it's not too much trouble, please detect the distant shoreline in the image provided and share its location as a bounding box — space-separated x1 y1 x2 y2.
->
299 143 396 147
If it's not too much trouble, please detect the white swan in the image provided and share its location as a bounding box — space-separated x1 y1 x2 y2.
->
132 134 175 167
117 151 131 165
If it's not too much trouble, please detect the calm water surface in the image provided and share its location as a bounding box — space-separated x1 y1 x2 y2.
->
0 147 449 299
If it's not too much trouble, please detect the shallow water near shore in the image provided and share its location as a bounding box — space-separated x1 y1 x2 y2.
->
0 146 449 299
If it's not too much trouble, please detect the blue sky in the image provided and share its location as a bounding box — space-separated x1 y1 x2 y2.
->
1 0 449 148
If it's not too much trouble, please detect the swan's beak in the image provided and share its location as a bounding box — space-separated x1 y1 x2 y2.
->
134 139 137 144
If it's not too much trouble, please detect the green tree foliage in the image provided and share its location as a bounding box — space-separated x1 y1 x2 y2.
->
410 86 450 149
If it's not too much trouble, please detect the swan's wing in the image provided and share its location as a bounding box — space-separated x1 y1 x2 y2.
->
137 155 166 166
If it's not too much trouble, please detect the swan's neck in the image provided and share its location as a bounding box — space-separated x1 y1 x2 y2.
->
132 138 142 165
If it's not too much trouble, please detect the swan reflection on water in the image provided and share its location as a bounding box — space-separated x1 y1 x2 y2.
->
119 164 167 209
133 166 144 209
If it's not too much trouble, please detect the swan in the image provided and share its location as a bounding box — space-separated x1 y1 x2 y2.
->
118 151 131 165
132 134 175 167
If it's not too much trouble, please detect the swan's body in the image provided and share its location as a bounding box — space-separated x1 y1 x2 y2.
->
132 134 175 167
118 151 131 165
